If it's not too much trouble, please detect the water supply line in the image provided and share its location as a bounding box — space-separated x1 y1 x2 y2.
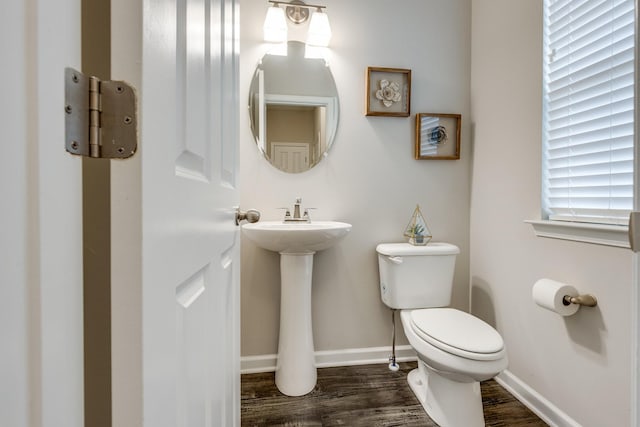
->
388 309 399 371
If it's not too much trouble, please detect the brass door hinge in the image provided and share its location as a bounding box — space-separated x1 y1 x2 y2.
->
64 67 137 159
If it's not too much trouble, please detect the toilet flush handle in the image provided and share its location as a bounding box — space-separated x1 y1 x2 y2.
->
386 256 403 265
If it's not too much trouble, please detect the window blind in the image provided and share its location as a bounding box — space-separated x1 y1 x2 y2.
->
542 0 635 225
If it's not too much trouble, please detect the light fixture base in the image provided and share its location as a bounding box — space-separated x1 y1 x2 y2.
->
286 0 309 24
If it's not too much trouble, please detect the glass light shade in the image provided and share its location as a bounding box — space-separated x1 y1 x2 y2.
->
263 6 287 43
306 10 331 47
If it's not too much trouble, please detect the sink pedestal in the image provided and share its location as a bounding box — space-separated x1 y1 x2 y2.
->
240 221 352 396
275 253 316 396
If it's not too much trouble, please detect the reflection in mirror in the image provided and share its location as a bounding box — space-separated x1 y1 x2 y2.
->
249 41 339 173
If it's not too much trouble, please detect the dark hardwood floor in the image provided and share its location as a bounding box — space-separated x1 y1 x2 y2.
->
241 362 548 426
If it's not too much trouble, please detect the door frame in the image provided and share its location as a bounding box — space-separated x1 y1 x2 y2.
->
110 0 143 424
2 0 84 426
264 94 338 146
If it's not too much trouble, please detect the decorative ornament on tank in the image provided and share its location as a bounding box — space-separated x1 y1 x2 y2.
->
404 205 432 246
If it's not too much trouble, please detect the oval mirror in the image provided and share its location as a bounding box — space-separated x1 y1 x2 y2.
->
248 41 339 173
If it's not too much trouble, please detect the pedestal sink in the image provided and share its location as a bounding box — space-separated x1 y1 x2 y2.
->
242 221 352 396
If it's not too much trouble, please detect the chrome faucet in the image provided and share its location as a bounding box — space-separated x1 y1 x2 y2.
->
282 197 312 223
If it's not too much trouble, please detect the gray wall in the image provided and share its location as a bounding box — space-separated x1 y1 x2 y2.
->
240 0 634 424
240 0 472 356
469 1 632 426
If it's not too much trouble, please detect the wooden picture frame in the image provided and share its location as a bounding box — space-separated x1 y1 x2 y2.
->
415 113 461 160
365 67 411 117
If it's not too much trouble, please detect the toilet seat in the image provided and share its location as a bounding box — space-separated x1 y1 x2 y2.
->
410 308 505 361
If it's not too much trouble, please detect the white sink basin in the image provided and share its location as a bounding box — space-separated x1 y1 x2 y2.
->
242 220 351 254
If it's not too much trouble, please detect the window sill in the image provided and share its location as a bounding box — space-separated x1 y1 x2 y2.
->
525 220 629 248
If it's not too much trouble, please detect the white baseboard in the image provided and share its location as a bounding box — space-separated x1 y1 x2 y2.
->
240 345 417 374
495 370 581 427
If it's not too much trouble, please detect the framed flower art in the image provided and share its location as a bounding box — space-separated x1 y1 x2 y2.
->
365 67 411 117
415 113 461 160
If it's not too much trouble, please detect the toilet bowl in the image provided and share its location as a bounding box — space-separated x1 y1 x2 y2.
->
400 309 508 427
376 242 507 427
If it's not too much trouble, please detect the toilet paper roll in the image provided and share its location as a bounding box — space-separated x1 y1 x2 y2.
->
532 278 580 316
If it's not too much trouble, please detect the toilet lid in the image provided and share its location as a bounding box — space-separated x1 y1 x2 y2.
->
410 308 505 361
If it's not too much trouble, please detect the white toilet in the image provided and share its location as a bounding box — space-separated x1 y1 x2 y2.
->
376 242 508 427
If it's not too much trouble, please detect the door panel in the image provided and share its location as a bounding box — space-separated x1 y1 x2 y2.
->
176 265 209 426
111 0 240 426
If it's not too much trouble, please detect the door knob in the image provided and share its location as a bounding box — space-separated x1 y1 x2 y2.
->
236 208 261 225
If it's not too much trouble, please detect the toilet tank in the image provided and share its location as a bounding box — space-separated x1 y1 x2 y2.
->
376 242 460 309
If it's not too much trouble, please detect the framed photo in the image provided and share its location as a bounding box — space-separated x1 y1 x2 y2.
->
415 113 461 160
365 67 411 117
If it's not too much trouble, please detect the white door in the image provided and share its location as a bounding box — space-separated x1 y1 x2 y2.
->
110 0 240 426
1 0 84 426
271 142 310 173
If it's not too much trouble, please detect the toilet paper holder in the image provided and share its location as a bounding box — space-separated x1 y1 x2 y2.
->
562 294 598 307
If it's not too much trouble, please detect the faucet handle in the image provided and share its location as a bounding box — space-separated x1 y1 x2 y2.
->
303 208 316 221
277 207 291 218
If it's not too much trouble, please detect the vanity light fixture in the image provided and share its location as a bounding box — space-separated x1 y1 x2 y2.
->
263 0 332 47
